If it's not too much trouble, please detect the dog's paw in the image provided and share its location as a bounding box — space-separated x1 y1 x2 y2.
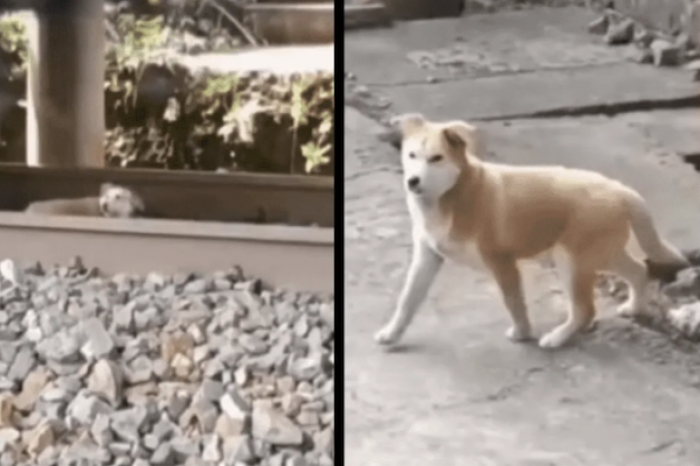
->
505 325 532 342
374 325 402 346
616 300 641 318
538 329 569 349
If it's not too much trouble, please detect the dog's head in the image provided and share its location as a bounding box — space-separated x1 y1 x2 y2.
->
98 183 145 218
391 113 479 200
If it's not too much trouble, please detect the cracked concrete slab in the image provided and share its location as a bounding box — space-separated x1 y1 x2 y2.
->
345 104 700 466
346 6 700 120
345 7 700 466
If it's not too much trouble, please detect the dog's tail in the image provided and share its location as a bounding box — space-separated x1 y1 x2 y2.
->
624 189 690 281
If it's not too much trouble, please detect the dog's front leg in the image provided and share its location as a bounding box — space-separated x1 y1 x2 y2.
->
375 237 444 346
483 254 533 342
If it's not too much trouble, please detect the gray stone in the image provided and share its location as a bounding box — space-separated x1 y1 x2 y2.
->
252 402 303 446
151 443 175 466
67 392 113 427
220 389 250 423
222 434 256 465
127 355 154 385
604 18 634 45
36 327 83 363
90 413 113 447
289 355 324 382
79 318 115 360
650 38 682 67
201 434 221 462
7 345 36 381
238 334 269 355
587 15 609 35
110 406 150 443
193 379 225 404
111 303 135 333
664 267 700 297
87 359 123 407
170 435 200 458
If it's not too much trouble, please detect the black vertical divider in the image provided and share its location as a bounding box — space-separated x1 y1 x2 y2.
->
334 2 345 465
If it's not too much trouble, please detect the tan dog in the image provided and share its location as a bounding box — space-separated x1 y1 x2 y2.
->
375 113 689 349
25 183 145 218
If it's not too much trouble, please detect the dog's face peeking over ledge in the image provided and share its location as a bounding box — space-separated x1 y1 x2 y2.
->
392 113 478 200
98 183 145 218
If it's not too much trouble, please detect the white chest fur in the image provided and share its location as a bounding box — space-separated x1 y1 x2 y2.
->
407 197 485 269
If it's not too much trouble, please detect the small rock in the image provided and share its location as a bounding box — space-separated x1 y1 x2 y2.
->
633 28 655 48
633 47 653 64
24 420 55 458
220 389 250 424
668 302 700 337
214 413 245 437
161 332 195 364
7 346 36 382
170 435 200 459
604 18 635 45
90 413 113 447
289 355 324 382
587 15 609 35
313 427 333 456
201 434 221 462
151 442 175 465
87 359 124 406
664 267 700 297
179 399 218 434
222 434 256 464
0 394 15 428
193 380 224 404
79 318 115 360
171 353 194 379
239 334 268 355
110 406 149 443
14 367 50 412
67 392 113 427
252 403 303 446
650 38 681 66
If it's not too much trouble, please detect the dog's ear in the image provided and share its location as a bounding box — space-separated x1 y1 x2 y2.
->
390 113 426 137
99 183 115 196
130 192 146 214
442 120 479 154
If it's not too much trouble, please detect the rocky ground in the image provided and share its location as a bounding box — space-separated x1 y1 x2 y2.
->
0 258 334 466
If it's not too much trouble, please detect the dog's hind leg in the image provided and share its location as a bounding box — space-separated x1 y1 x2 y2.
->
483 254 532 342
375 238 444 346
608 249 649 318
539 264 596 349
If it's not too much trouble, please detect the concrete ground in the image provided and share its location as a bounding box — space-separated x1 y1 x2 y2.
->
345 7 700 466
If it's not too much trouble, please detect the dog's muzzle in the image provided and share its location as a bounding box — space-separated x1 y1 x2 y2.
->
406 176 421 192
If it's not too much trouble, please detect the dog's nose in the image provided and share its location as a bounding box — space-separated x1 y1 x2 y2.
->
407 176 420 190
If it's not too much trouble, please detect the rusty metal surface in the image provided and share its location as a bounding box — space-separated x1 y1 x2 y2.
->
0 165 334 227
0 213 334 293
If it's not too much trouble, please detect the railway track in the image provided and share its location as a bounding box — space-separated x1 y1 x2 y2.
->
0 165 334 293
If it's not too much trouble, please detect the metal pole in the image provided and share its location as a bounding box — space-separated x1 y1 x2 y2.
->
25 0 105 167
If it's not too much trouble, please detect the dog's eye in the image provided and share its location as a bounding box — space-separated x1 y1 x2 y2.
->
429 154 443 163
408 152 416 159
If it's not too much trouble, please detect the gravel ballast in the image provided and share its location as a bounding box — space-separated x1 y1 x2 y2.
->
0 258 334 466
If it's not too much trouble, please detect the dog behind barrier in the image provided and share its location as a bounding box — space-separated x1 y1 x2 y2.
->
24 183 146 218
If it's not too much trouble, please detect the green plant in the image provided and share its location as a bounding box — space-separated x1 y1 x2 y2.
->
0 15 28 72
289 77 313 174
301 141 330 174
108 15 172 110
